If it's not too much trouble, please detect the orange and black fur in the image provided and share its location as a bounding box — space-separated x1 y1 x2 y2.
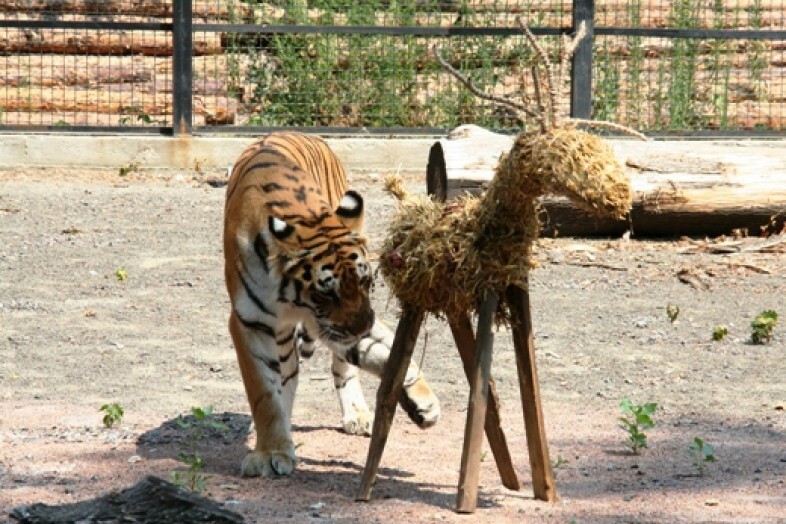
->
223 132 440 477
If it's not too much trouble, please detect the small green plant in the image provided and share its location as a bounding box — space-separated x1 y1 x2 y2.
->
118 162 139 177
751 310 778 344
666 304 680 323
712 325 728 341
172 454 208 493
618 398 657 454
170 406 228 493
114 268 128 282
686 437 716 476
554 455 569 468
99 403 124 428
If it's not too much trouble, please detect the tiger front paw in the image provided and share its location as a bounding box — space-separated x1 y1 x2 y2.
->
400 377 441 429
341 409 374 436
241 448 298 477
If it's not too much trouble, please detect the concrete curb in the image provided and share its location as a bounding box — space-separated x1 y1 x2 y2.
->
0 134 438 174
1 134 785 178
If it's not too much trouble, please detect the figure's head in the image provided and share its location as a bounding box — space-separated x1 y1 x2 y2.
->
509 127 632 220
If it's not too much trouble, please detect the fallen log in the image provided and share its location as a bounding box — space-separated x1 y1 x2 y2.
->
426 125 786 237
0 29 222 57
11 475 244 524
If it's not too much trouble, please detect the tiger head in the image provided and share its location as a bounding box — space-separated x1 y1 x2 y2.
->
269 190 374 346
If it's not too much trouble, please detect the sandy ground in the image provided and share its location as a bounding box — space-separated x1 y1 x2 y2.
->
1 167 785 523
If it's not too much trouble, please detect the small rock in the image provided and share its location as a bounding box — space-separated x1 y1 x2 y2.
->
705 499 720 507
128 455 142 464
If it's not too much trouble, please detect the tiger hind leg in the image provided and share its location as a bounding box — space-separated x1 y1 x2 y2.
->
331 321 440 434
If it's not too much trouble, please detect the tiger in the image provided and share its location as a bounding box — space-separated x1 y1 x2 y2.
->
223 131 441 477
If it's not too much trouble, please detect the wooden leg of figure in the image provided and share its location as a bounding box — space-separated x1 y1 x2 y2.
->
448 313 521 491
356 306 425 502
456 291 499 513
506 284 557 503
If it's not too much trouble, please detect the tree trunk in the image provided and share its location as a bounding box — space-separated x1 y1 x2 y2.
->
427 125 786 237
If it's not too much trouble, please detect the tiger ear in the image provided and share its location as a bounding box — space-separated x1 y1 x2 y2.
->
336 190 364 231
268 216 295 241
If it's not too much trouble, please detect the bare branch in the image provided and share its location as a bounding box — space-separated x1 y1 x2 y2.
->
566 118 650 141
565 21 588 58
516 17 559 126
530 66 548 132
432 45 543 123
557 22 588 113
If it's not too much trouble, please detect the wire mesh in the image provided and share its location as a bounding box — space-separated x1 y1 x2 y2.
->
0 1 173 129
594 0 786 131
1 1 784 133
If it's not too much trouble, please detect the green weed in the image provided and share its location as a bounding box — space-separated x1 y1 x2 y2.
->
666 304 680 323
751 310 778 344
170 407 229 493
712 325 728 341
686 437 716 476
100 403 124 428
619 398 657 454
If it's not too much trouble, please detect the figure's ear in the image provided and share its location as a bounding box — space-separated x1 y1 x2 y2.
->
335 190 364 232
268 215 295 241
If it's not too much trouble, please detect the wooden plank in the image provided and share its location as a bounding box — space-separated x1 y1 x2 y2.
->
356 307 425 502
506 285 557 503
456 290 498 514
448 313 521 492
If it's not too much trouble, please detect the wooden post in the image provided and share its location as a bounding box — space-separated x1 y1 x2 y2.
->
448 313 521 491
570 0 595 120
172 0 193 136
356 306 425 501
456 291 499 513
506 284 557 502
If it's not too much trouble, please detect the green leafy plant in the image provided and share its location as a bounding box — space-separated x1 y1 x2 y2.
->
751 310 778 344
170 406 228 493
712 325 728 341
118 162 139 177
619 398 657 454
666 304 680 323
99 403 124 428
686 437 716 476
114 268 128 282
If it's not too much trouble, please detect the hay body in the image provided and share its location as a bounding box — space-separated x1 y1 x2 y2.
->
380 193 537 321
380 127 632 321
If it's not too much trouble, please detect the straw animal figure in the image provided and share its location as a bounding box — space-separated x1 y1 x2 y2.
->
380 19 646 323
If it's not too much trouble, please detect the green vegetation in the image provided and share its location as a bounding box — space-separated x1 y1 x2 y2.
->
619 398 657 454
100 403 124 428
666 304 680 323
114 268 128 282
216 0 776 132
171 407 229 493
751 310 778 344
712 325 728 341
686 437 716 476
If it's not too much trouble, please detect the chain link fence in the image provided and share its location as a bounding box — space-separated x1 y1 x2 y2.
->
1 1 784 134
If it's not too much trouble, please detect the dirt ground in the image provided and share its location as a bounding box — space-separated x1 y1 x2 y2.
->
1 166 784 523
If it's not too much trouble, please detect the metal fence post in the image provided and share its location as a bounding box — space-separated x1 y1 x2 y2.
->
570 0 594 120
172 0 193 136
